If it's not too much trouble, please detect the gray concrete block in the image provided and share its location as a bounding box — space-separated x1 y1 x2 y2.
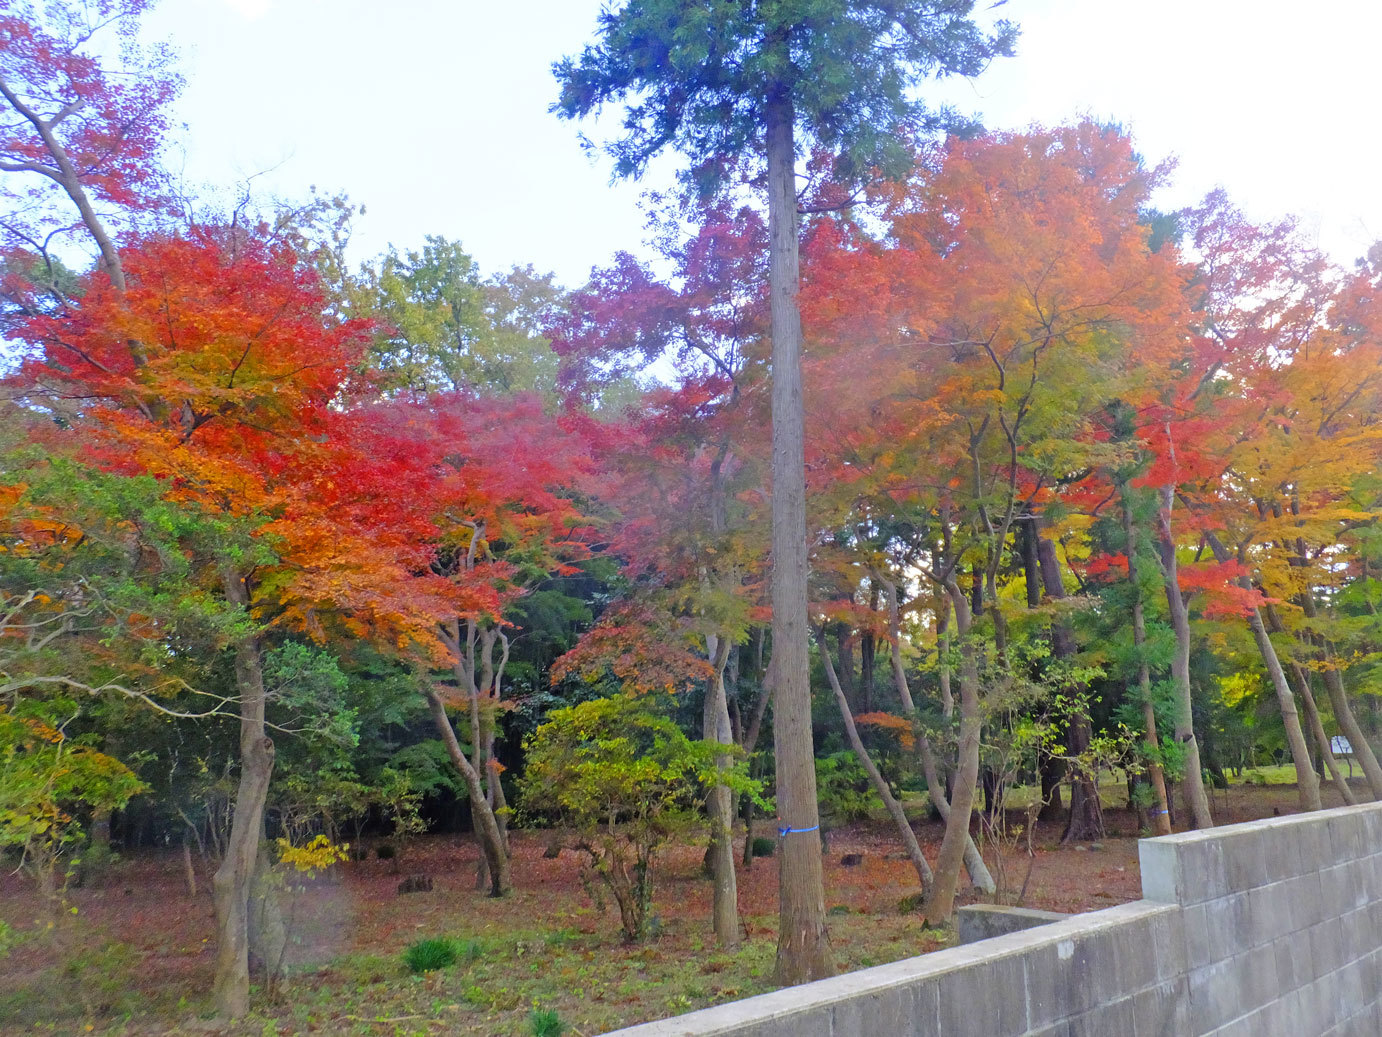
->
1246 882 1295 945
1187 945 1275 1034
1188 958 1239 1033
1202 893 1254 964
1261 824 1307 884
1023 931 1117 1028
1318 864 1352 918
1138 838 1181 904
829 981 929 1037
936 951 1027 1037
1220 828 1270 894
1067 994 1136 1037
955 904 1068 945
1182 903 1213 969
1179 839 1233 905
1285 870 1326 931
1328 812 1366 862
1129 977 1189 1037
1147 908 1188 984
1271 932 1315 989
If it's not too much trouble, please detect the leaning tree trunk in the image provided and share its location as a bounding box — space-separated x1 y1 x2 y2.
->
765 82 832 984
1201 533 1319 810
1319 661 1382 799
1299 667 1357 805
1297 587 1382 798
212 571 275 1020
704 634 740 948
925 588 982 926
1121 500 1172 835
1155 488 1214 830
424 688 511 896
883 580 993 893
1244 604 1320 810
818 629 933 892
1269 624 1359 807
1035 538 1104 843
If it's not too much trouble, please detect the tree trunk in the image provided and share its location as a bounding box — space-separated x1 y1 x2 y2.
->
1121 499 1172 835
925 587 982 925
1199 533 1319 810
182 839 198 898
704 634 740 948
247 844 286 992
765 83 832 985
1290 659 1357 806
1289 549 1382 799
818 628 933 891
1035 537 1104 843
883 579 993 893
1244 606 1319 809
212 572 275 1020
1155 487 1214 830
836 626 857 710
424 688 511 896
1320 663 1382 799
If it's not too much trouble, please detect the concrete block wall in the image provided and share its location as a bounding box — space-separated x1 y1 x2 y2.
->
604 802 1382 1036
1139 803 1382 1037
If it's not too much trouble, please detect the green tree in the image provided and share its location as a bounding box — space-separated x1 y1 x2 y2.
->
358 237 562 396
519 694 758 942
555 0 1015 982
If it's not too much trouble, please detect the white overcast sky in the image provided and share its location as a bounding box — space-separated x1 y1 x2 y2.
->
143 0 1382 285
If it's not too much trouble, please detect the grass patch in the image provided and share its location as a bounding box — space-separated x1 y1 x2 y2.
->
403 937 459 973
529 1006 566 1036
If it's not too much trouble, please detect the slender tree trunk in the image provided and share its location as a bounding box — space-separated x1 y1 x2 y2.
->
1036 537 1104 843
182 839 198 898
1200 533 1319 809
1121 499 1172 835
765 83 832 985
1155 487 1214 829
1244 605 1320 809
836 626 856 710
818 629 933 891
925 587 982 925
424 688 511 896
884 580 993 892
704 633 740 948
212 572 275 1020
1261 604 1359 806
1319 662 1382 799
1293 586 1382 797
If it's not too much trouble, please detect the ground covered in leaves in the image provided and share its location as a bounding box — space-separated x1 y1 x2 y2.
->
0 774 1355 1036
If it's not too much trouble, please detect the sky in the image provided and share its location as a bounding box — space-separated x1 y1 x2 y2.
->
140 0 1382 286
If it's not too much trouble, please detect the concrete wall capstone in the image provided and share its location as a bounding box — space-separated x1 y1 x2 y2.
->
603 801 1382 1036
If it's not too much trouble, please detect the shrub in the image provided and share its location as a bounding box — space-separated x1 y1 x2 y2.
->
815 750 881 823
402 937 458 973
376 843 396 860
750 836 775 858
530 1007 566 1037
518 695 762 942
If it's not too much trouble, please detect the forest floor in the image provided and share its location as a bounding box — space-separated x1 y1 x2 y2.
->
0 772 1366 1037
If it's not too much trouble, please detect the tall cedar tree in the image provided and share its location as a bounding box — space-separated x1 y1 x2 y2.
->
554 1 1015 983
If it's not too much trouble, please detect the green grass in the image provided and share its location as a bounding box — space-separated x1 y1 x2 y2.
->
403 937 460 973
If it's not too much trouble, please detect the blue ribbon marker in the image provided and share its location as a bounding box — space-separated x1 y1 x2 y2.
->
778 824 820 837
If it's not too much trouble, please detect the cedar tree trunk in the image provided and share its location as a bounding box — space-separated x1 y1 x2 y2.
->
765 84 832 984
